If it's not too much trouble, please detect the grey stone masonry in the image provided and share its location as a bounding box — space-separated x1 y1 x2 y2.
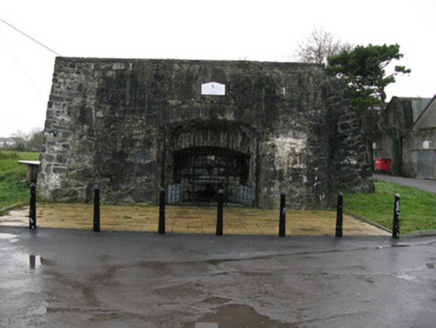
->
39 57 373 209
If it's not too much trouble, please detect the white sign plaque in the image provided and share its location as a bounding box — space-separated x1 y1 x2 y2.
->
201 82 226 96
423 140 430 149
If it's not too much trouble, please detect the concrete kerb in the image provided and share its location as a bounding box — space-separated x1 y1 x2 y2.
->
0 202 27 215
345 209 436 238
344 209 392 234
403 230 436 238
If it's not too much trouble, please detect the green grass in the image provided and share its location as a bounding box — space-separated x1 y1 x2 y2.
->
0 151 40 211
344 179 436 234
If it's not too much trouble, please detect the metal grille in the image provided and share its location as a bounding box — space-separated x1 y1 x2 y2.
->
172 147 250 204
161 121 259 207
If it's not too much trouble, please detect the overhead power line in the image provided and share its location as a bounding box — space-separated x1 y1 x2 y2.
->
0 33 46 101
0 16 61 56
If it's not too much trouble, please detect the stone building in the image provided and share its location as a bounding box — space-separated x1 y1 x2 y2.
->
38 57 373 209
372 96 432 177
402 96 436 179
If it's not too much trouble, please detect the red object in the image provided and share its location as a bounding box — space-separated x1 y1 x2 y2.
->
374 158 392 172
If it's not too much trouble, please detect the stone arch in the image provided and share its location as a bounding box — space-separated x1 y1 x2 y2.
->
161 120 260 205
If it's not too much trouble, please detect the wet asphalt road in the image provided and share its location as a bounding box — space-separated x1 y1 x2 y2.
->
374 174 436 193
1 227 436 327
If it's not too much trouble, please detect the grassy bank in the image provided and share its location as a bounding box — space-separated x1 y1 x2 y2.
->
344 179 436 234
0 151 40 211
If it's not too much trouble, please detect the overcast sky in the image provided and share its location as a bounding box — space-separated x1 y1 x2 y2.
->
0 0 435 137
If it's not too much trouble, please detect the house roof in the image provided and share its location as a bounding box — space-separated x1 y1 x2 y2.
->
384 97 432 133
410 95 436 131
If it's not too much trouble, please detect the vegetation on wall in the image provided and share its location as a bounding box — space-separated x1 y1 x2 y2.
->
390 126 403 175
326 44 411 166
296 32 412 170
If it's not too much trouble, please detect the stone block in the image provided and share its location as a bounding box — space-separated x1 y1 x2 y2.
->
39 58 373 208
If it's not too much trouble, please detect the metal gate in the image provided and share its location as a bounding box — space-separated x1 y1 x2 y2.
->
171 146 251 204
417 150 434 179
161 121 259 206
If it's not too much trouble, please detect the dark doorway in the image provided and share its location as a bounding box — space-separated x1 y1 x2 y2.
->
173 146 250 204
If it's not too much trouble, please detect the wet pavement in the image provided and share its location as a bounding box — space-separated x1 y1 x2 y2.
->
1 226 435 327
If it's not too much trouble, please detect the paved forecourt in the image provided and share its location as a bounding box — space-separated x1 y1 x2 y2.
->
0 203 390 236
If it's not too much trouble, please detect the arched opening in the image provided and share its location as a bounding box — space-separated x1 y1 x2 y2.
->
162 120 258 206
173 146 250 203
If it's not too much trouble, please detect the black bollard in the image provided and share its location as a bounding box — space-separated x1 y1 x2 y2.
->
279 191 286 237
29 183 36 229
216 189 223 236
93 186 100 232
392 193 400 239
335 192 343 237
158 188 166 234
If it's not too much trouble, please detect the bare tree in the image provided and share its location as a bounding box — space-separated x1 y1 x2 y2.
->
295 28 352 66
11 129 44 151
27 129 44 151
12 130 29 151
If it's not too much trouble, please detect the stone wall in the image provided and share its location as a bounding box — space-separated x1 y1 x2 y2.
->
403 128 436 178
39 57 373 209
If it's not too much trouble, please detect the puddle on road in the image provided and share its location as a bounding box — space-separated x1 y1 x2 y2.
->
11 253 54 270
28 255 56 269
29 255 41 269
193 304 293 328
0 232 19 243
0 233 16 239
